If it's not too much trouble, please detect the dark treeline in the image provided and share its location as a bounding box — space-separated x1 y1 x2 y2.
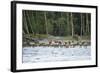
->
22 10 91 38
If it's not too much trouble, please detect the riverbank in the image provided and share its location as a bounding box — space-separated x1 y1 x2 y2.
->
23 34 91 48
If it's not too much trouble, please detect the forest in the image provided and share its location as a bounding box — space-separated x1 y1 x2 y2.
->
22 10 91 47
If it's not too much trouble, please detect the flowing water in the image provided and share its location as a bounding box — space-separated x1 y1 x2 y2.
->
22 46 91 63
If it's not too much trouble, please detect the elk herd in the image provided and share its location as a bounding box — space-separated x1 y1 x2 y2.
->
45 40 90 48
23 38 90 48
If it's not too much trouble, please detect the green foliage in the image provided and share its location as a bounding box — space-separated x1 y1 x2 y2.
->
29 34 48 39
22 10 91 39
73 35 79 41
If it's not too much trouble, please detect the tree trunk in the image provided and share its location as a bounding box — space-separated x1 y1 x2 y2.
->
44 12 48 35
82 15 85 36
87 14 90 34
23 29 25 34
23 11 29 34
86 14 88 34
26 11 34 34
66 13 69 35
70 13 74 37
81 13 83 37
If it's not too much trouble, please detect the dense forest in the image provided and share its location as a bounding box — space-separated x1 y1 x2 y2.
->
22 10 91 47
23 10 91 37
